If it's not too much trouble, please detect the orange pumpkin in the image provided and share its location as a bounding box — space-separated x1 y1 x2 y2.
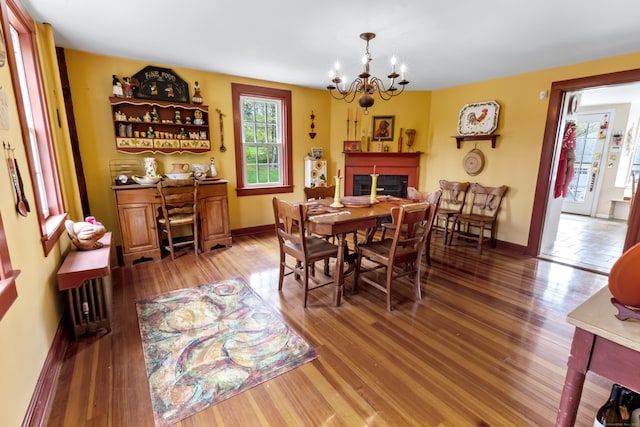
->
608 242 640 307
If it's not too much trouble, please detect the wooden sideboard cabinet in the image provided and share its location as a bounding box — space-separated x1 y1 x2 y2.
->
113 180 231 266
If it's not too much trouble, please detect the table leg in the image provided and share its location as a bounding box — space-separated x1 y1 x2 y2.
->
333 232 346 306
556 366 586 427
556 328 595 427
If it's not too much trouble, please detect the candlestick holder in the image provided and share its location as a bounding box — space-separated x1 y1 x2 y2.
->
370 174 379 204
330 176 344 208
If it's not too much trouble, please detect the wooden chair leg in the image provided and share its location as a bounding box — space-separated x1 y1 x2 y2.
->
278 252 286 290
386 266 394 312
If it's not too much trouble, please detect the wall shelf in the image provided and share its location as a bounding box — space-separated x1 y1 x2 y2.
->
452 134 499 149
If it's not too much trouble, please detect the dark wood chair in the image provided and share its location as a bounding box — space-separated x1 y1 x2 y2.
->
156 179 199 260
272 197 339 307
304 185 336 201
354 203 431 311
447 183 508 254
433 180 470 243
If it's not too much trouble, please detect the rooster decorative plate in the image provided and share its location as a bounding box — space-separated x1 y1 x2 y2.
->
457 101 500 136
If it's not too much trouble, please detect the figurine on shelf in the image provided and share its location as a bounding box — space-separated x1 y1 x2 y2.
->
151 107 159 123
143 111 151 122
179 127 187 138
185 116 192 125
192 81 203 104
147 126 155 138
122 77 133 98
112 75 123 98
165 84 174 98
175 111 182 124
65 217 106 251
193 110 205 125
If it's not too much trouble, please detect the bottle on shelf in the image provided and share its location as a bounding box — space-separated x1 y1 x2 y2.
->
209 157 217 178
594 383 623 427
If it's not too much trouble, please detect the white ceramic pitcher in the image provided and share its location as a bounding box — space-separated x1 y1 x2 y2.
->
143 157 157 176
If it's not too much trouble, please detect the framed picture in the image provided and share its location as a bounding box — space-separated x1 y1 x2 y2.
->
343 140 362 152
372 115 395 141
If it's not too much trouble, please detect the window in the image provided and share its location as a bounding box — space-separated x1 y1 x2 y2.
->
232 84 293 196
5 0 66 255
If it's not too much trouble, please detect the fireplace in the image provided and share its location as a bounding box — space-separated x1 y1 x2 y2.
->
353 174 408 197
343 152 421 196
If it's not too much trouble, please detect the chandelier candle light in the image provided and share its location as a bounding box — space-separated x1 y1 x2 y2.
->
328 32 409 113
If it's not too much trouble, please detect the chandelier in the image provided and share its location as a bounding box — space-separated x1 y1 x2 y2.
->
327 32 409 113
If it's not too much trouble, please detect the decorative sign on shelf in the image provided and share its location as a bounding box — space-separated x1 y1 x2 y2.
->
132 65 189 103
457 100 500 136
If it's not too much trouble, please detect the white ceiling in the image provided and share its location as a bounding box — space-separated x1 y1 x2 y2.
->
19 0 640 94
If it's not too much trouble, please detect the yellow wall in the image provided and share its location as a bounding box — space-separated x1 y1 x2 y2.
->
64 50 332 246
0 22 77 427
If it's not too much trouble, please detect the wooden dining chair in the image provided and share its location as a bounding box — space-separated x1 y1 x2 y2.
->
433 180 470 244
156 179 199 260
380 189 442 265
304 185 336 201
447 183 508 254
305 185 357 272
353 202 431 311
272 197 339 307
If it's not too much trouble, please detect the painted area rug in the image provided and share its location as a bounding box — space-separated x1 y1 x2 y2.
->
136 277 318 427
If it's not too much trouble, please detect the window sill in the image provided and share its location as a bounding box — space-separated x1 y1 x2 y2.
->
0 270 21 321
41 213 68 256
236 185 294 197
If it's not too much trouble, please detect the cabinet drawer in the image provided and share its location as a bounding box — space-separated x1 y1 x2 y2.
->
115 188 160 204
199 183 227 198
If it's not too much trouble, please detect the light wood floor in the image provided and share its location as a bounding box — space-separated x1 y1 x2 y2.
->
46 231 612 426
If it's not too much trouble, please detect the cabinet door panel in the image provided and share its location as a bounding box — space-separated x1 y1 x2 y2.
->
200 197 230 239
118 204 158 252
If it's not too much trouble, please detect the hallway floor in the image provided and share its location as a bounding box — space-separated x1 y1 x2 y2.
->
540 213 627 274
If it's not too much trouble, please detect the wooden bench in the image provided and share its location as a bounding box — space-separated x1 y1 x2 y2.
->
57 232 113 339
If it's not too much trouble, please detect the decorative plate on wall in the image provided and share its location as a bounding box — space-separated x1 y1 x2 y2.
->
463 148 485 176
457 100 500 136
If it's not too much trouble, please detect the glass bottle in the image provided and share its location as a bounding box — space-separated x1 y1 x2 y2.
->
209 157 217 178
594 384 623 427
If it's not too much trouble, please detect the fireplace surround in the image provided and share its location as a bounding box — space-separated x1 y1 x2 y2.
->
343 152 421 196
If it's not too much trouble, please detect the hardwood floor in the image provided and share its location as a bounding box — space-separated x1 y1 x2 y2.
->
46 232 612 426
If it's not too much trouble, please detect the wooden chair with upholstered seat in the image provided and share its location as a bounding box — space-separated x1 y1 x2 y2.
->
433 180 470 243
353 202 431 311
156 179 199 260
272 196 339 307
447 183 508 254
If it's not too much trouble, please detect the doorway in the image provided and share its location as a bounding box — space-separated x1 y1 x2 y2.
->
529 69 640 273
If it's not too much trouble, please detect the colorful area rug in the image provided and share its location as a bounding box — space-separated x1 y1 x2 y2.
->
136 277 318 427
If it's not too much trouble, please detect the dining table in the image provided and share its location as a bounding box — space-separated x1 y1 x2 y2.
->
306 195 415 306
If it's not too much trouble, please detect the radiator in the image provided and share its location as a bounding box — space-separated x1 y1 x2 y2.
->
66 275 113 339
